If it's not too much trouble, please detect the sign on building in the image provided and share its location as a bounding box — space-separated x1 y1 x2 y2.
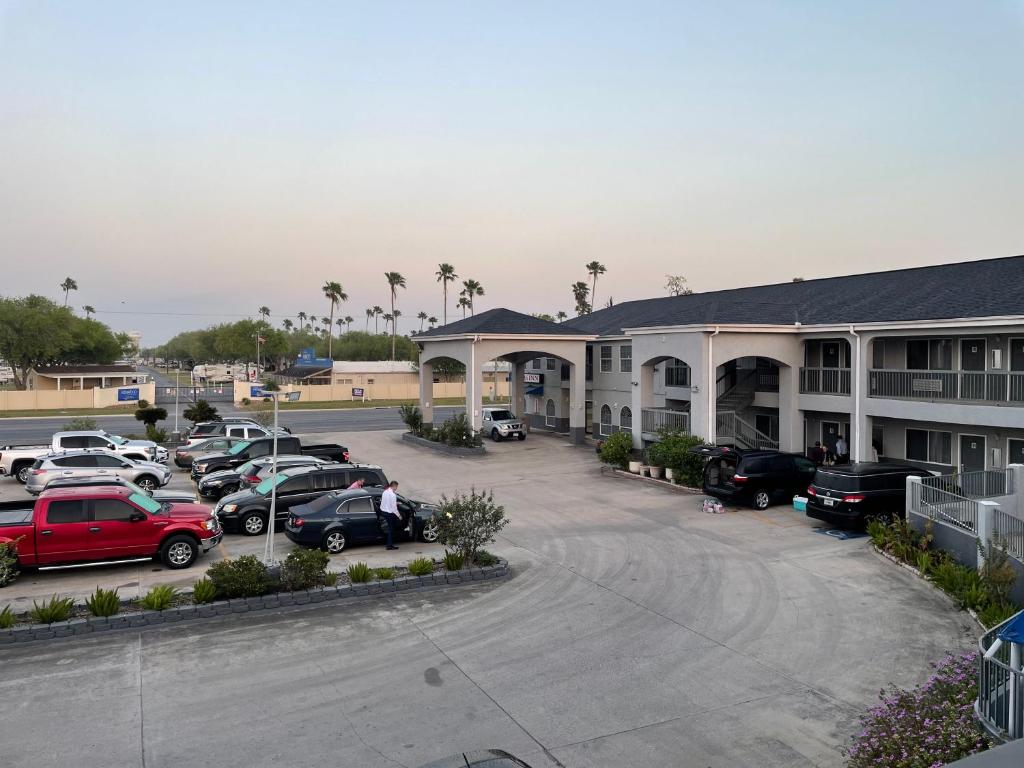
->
524 373 542 384
117 387 140 402
352 387 365 399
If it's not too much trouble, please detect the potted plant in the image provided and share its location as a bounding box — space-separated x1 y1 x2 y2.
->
645 444 664 479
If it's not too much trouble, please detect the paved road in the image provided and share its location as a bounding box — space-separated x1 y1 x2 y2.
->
0 431 976 768
0 406 462 444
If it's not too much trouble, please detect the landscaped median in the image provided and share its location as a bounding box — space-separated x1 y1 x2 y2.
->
0 554 509 644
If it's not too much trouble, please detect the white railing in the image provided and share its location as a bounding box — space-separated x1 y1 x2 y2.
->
994 509 1024 562
977 609 1024 741
911 481 980 534
869 369 1024 404
799 367 852 396
920 469 1014 499
716 410 779 450
641 408 689 435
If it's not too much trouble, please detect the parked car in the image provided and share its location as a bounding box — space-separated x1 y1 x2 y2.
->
215 463 388 535
0 486 221 570
690 446 817 510
39 474 199 504
2 430 167 483
183 420 290 447
285 486 440 553
481 406 526 442
197 455 335 499
26 450 172 495
805 462 924 528
418 750 533 768
191 436 349 479
173 436 246 468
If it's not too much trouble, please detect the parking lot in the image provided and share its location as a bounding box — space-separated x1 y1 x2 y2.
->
1 430 977 768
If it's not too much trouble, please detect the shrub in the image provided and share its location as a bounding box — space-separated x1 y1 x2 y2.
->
183 399 219 424
0 541 20 587
140 585 178 611
374 567 396 580
324 572 338 587
598 431 633 470
281 547 330 590
979 538 1018 605
398 404 423 434
207 555 274 598
30 594 75 624
245 402 275 428
85 587 121 617
847 651 990 768
347 562 372 583
654 428 708 487
435 488 508 564
240 397 251 406
145 424 168 443
978 601 1019 628
0 605 15 629
407 557 434 576
442 551 464 571
134 404 168 427
62 416 98 431
191 578 217 604
473 549 499 567
436 413 481 447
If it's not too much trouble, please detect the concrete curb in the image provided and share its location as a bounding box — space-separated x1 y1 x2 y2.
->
0 560 509 645
870 545 984 629
607 467 702 494
400 432 486 456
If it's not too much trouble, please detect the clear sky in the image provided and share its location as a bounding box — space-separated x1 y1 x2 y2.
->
2 1 1022 344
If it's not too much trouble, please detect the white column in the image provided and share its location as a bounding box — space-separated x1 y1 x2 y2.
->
778 366 802 453
977 500 1000 569
852 331 871 462
467 343 483 432
509 362 526 421
419 360 434 429
568 362 586 444
630 362 656 449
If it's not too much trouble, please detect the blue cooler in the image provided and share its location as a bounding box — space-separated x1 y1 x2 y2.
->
792 495 808 512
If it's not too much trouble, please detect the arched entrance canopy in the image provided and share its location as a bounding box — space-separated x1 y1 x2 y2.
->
414 308 595 444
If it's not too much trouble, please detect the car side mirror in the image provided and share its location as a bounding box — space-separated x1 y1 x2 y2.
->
129 512 147 522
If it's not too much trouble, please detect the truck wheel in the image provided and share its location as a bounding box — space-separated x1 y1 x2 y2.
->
321 529 347 553
160 535 198 569
13 462 32 484
517 433 526 441
491 428 502 442
420 518 440 543
240 512 265 536
136 475 158 491
218 484 239 499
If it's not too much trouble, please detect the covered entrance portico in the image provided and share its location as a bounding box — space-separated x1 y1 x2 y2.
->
414 309 594 444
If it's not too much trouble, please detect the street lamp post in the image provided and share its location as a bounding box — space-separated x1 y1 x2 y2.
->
258 389 301 565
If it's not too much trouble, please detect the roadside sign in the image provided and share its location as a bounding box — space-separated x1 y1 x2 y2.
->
250 385 263 397
352 387 365 398
117 387 140 402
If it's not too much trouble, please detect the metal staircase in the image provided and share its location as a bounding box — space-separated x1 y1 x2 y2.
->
714 369 778 450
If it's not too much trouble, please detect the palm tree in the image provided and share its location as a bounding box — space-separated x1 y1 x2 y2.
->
428 316 438 328
461 279 484 315
343 315 353 332
435 263 458 326
384 272 406 359
82 305 95 318
458 296 470 318
372 305 383 334
382 313 394 335
365 308 373 331
309 315 318 332
556 310 567 323
258 306 270 322
322 281 347 359
298 311 307 331
417 311 428 331
59 277 78 307
282 318 294 332
393 309 402 336
572 281 591 316
586 261 606 310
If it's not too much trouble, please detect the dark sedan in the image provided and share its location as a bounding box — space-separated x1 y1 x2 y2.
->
285 487 440 554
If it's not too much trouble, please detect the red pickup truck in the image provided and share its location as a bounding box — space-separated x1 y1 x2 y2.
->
0 486 222 570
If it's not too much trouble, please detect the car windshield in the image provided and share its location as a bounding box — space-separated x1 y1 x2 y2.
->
254 474 287 495
105 433 128 445
488 410 514 420
129 492 161 514
228 441 251 456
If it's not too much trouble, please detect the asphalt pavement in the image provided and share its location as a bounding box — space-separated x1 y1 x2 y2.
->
0 430 978 768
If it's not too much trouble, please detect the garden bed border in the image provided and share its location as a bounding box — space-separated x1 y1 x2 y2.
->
0 559 509 645
605 467 702 494
401 432 486 456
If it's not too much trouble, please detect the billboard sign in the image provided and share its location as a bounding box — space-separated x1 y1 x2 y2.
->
296 347 334 368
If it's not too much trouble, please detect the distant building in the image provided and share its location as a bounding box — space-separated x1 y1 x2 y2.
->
126 331 143 354
27 365 147 391
275 360 509 388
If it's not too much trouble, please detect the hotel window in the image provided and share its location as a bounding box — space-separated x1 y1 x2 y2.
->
906 339 952 371
664 358 690 387
546 357 556 371
545 399 556 427
905 428 952 465
1009 439 1024 466
599 404 612 436
619 345 632 373
619 406 632 434
600 346 613 373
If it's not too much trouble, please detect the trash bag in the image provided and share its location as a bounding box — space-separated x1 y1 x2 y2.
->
702 497 725 514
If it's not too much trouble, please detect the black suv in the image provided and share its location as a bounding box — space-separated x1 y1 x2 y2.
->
214 463 388 536
805 462 922 528
691 446 816 510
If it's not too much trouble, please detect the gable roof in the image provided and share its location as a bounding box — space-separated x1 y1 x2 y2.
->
415 307 590 338
570 255 1024 336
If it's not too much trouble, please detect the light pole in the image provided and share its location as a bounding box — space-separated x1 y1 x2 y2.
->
258 388 301 565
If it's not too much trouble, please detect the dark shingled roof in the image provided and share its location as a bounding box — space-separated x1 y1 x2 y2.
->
415 307 590 338
569 255 1024 336
276 365 332 379
34 365 137 375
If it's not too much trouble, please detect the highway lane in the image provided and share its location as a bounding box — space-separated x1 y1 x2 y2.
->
0 406 462 445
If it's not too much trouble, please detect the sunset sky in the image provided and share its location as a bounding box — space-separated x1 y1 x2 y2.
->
2 1 1022 344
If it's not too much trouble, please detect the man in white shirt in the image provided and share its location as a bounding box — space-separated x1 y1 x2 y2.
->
380 480 402 550
835 435 849 464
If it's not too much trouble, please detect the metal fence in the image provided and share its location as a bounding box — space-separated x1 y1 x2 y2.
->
641 408 689 435
869 369 1024 404
977 609 1024 741
911 481 980 534
994 509 1024 562
920 469 1014 499
799 367 852 396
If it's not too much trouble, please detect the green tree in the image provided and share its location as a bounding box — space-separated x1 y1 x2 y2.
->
461 279 484 315
0 295 75 389
297 311 307 330
572 281 591 316
183 399 219 424
435 263 458 325
343 315 353 332
322 281 347 360
417 311 428 331
384 271 406 360
258 306 270 322
282 318 293 332
664 275 693 296
82 305 95 318
556 311 567 322
586 261 606 310
458 296 470 317
59 277 78 307
428 316 438 328
365 308 373 331
372 305 383 334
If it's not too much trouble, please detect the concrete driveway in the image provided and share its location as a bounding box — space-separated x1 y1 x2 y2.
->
0 430 977 768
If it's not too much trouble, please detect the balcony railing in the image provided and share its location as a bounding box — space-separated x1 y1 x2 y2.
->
976 609 1024 741
869 369 1024 404
641 408 689 435
920 469 1015 500
799 367 851 396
